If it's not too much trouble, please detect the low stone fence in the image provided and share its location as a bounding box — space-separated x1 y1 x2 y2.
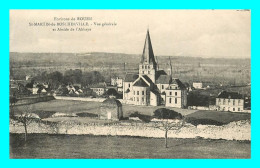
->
54 96 124 103
16 96 55 105
10 119 251 141
54 96 106 102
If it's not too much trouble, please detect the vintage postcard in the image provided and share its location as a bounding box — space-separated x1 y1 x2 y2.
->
9 10 251 159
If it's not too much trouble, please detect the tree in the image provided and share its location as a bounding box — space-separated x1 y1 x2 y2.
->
105 88 118 98
37 86 43 97
152 108 185 148
12 105 38 142
47 71 63 90
63 69 82 84
10 96 18 107
10 96 18 117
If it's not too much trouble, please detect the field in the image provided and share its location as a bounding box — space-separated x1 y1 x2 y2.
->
10 52 251 85
14 99 251 125
186 110 251 124
10 133 250 159
15 99 197 117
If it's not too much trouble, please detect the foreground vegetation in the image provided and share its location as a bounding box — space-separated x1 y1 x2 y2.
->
10 133 250 159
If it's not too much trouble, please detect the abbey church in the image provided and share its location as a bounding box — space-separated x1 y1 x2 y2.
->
123 30 187 108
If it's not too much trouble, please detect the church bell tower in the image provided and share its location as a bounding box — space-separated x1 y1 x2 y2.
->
139 29 157 83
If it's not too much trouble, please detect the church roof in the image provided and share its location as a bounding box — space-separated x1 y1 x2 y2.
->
142 75 153 84
124 74 139 82
155 75 172 84
156 70 167 79
140 30 157 66
155 75 186 90
133 78 149 87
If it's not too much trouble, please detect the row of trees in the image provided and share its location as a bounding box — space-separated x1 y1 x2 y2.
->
31 69 105 90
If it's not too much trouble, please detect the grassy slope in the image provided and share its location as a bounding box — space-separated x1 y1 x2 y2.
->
186 110 251 124
10 133 250 159
15 99 197 117
15 100 251 124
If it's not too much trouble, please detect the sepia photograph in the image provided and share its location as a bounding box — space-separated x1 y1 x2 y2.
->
9 10 251 159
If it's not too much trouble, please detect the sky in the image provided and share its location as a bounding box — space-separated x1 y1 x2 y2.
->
9 10 251 58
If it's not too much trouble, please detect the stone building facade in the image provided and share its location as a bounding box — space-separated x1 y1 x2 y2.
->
216 91 244 112
123 30 187 108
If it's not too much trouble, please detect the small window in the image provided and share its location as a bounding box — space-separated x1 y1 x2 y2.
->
238 108 240 111
175 92 177 96
162 85 164 89
142 97 144 102
148 71 150 74
233 108 235 111
170 92 172 95
137 97 139 101
233 100 235 105
175 98 177 104
169 98 171 103
142 71 144 74
142 91 144 95
128 84 130 88
148 65 150 69
134 91 135 95
137 91 139 95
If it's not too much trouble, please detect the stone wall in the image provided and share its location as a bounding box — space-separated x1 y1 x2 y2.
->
16 96 55 105
10 119 251 141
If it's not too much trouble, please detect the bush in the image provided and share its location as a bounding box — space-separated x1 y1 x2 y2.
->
76 112 98 118
129 112 152 123
153 108 183 119
33 110 56 119
185 117 224 126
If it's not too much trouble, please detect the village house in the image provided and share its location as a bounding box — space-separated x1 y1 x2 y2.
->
192 82 203 89
25 75 32 81
123 30 187 108
89 82 107 96
24 82 50 95
66 84 83 95
111 77 123 87
111 77 123 93
216 91 244 112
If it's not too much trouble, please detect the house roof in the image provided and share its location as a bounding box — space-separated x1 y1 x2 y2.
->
102 98 122 107
125 88 130 93
133 78 149 87
155 75 186 90
171 78 186 90
156 70 167 79
124 73 139 82
217 91 243 99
